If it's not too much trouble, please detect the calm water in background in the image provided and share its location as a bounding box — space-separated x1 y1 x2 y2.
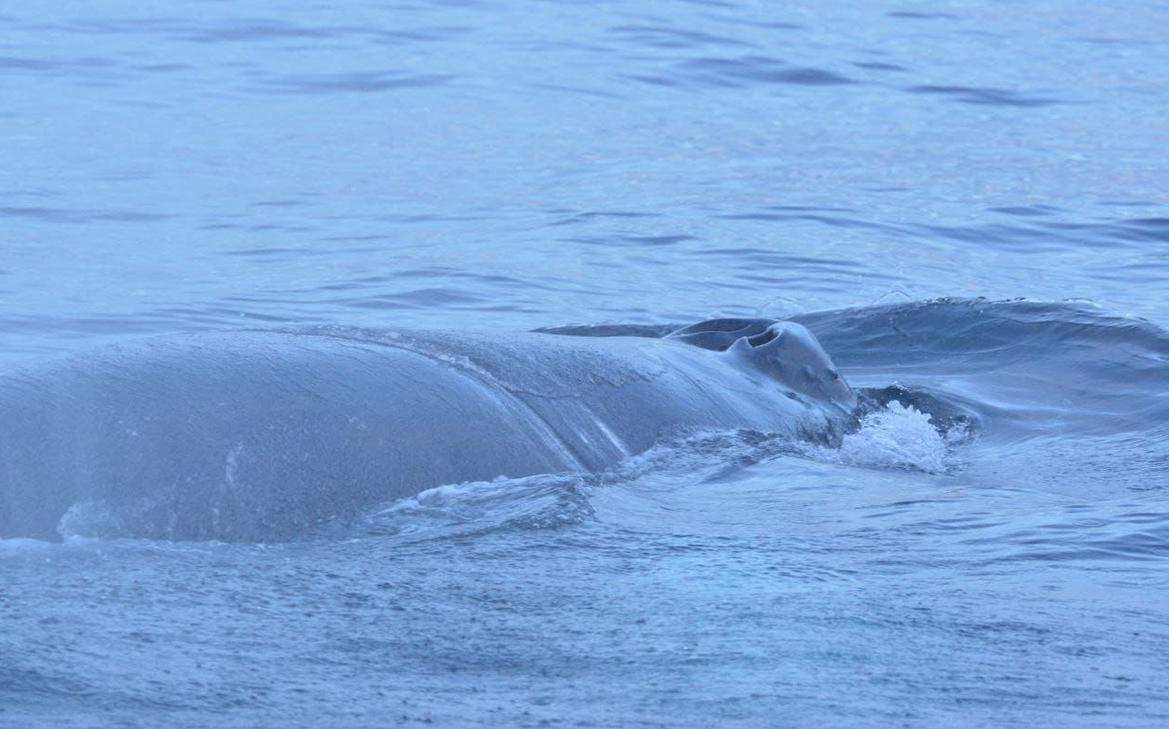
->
2 1 1169 727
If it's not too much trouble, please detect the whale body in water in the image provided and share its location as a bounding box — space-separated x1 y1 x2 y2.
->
0 319 856 541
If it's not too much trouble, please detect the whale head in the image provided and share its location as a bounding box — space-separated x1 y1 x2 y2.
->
669 318 855 410
728 321 855 409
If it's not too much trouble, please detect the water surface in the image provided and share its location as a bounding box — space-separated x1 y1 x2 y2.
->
2 1 1169 726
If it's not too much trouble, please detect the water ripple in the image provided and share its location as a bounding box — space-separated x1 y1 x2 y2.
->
853 61 910 72
887 11 959 20
258 71 454 94
679 56 856 87
0 207 172 223
608 24 757 50
908 84 1066 107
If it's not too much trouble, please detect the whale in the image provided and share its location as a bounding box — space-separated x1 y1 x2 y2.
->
0 318 856 542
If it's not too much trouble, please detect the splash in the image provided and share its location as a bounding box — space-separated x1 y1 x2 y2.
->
804 401 966 474
57 499 129 540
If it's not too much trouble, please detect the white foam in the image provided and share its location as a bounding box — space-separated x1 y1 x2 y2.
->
0 537 56 553
356 471 594 539
806 402 955 474
0 533 104 554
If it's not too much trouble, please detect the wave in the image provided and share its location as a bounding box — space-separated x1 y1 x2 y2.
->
797 298 1169 438
343 472 596 542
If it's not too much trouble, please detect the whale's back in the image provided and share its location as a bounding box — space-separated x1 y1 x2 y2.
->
0 324 857 542
0 332 580 541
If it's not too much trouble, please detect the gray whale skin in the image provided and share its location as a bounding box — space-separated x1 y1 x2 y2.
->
0 319 856 541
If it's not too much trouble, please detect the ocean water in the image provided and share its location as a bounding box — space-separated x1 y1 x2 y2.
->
2 1 1169 727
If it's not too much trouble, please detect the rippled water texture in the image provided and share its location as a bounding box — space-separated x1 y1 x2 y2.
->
2 1 1169 727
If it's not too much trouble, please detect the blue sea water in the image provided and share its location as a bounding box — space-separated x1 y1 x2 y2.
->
2 1 1169 726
